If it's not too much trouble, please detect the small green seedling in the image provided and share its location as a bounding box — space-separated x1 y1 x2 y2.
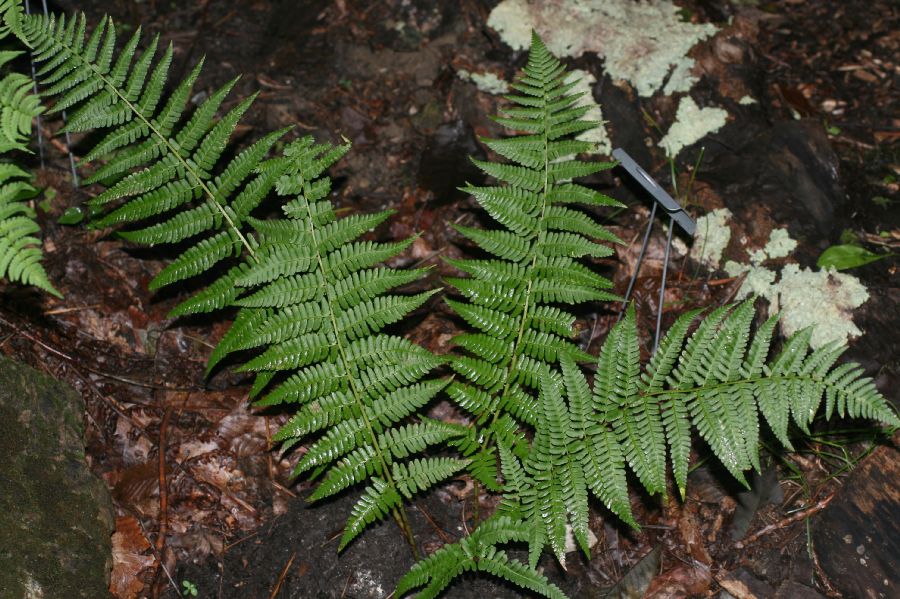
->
181 580 198 597
817 244 893 271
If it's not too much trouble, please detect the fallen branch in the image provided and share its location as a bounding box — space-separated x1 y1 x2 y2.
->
735 493 835 549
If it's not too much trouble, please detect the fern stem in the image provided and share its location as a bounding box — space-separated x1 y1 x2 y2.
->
298 191 419 556
24 16 258 262
644 374 833 398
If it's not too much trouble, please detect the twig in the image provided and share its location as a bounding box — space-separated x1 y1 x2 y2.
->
811 543 842 598
156 405 174 554
224 530 259 551
136 517 181 598
735 493 835 548
268 551 296 599
43 304 101 315
417 504 453 544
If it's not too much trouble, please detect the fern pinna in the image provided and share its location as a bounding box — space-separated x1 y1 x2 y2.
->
0 50 42 153
0 42 57 296
211 136 469 550
0 162 59 296
18 11 292 315
399 299 898 598
445 31 623 489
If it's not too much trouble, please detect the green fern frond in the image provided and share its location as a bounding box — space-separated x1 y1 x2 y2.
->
0 1 26 44
598 300 898 500
395 514 566 599
214 136 460 549
19 12 293 314
445 31 621 484
0 163 60 297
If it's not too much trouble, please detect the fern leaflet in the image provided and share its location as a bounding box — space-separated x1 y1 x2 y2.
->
0 162 59 296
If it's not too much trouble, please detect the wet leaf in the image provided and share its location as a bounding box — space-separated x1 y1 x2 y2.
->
58 206 85 225
109 516 155 599
816 244 890 271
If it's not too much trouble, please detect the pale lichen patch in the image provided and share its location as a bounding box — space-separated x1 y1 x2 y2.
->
691 207 733 269
763 228 798 259
774 265 868 348
722 228 867 348
660 96 729 157
564 69 612 155
487 0 717 97
456 69 510 95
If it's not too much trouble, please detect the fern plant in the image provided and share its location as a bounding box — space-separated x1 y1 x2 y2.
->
398 300 898 598
397 34 897 598
444 31 623 491
15 10 293 315
212 136 470 550
5 2 466 556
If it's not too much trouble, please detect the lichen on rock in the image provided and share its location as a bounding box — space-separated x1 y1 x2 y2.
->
456 69 509 95
776 265 869 347
564 69 612 155
660 96 729 157
487 0 717 97
691 207 733 268
762 227 798 259
723 228 868 348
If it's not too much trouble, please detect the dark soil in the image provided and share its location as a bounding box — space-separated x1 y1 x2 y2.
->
1 1 897 598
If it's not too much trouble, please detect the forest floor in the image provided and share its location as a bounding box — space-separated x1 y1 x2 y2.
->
0 0 897 598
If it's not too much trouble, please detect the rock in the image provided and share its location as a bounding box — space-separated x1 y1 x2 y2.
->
773 580 825 599
812 436 899 599
0 357 114 598
701 119 843 237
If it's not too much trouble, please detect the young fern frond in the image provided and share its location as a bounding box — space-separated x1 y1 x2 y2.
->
214 136 469 550
446 31 623 488
19 12 292 315
0 163 60 296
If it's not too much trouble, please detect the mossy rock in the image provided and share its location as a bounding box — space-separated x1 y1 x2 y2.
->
0 357 114 599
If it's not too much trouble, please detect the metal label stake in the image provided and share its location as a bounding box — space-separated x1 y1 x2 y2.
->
612 148 695 352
